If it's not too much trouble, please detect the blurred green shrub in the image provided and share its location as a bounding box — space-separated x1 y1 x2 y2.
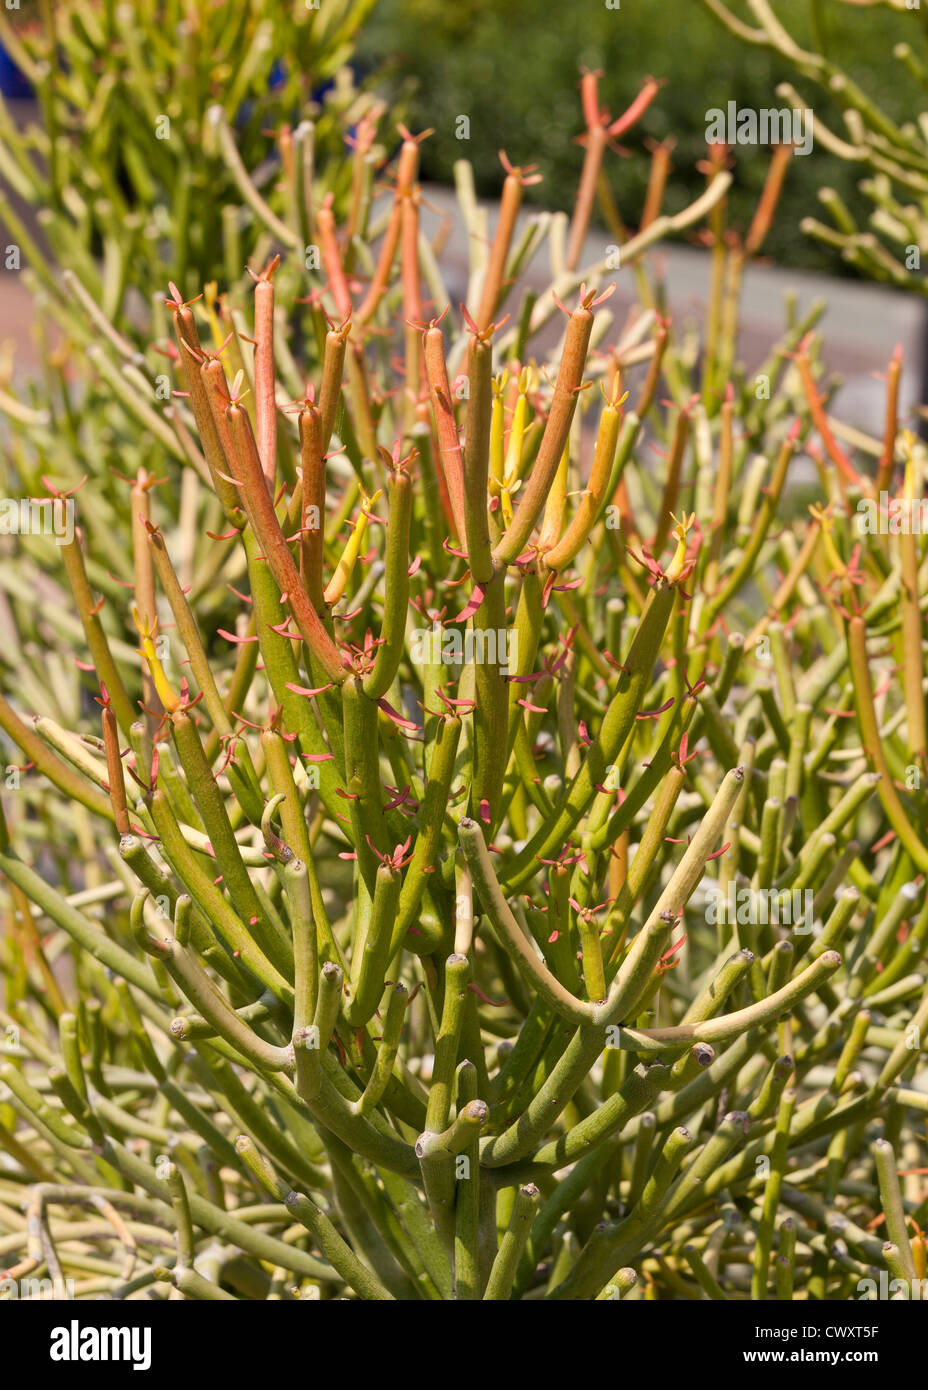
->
361 0 916 275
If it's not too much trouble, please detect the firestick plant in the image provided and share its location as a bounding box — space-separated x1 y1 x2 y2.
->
1 66 928 1302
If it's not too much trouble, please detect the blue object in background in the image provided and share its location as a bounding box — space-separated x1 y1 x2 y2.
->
0 45 32 99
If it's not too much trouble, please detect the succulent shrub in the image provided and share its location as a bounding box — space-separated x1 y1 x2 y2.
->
1 67 927 1303
0 0 386 608
0 0 379 297
0 0 388 803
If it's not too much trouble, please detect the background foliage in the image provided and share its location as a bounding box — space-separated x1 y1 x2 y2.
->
362 0 920 274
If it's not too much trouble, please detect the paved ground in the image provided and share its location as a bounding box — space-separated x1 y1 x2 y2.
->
419 183 928 439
